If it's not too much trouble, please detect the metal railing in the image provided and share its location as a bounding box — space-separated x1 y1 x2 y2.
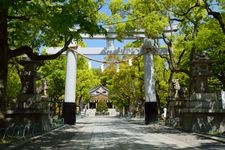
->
0 123 43 140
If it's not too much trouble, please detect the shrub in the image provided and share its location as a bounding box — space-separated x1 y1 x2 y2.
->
96 101 108 113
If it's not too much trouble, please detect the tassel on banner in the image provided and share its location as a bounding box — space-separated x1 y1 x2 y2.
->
116 63 120 72
88 61 92 69
101 64 104 72
128 59 132 66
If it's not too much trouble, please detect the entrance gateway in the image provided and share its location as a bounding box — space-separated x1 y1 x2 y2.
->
46 29 169 125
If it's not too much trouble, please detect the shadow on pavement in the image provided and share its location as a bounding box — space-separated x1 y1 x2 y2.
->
9 116 225 150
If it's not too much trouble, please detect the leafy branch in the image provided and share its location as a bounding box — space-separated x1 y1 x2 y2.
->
9 36 73 60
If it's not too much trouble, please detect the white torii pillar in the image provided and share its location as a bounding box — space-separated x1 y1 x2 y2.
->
63 48 77 125
143 38 158 124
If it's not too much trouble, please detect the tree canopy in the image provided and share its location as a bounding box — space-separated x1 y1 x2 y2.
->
0 0 106 110
107 0 225 91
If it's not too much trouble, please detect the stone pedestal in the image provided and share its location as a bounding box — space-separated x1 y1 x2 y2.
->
4 95 51 132
167 93 225 132
5 110 50 130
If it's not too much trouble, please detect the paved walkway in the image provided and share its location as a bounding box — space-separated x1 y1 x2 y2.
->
7 116 225 150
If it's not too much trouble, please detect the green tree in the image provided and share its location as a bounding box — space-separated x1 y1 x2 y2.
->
39 56 66 100
0 0 105 111
6 64 21 106
99 54 120 86
76 57 100 113
106 56 144 117
109 0 225 95
165 0 225 90
39 55 101 115
39 56 66 116
109 0 168 38
154 56 169 112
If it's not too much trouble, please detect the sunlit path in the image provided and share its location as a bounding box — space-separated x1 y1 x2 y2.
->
16 116 225 150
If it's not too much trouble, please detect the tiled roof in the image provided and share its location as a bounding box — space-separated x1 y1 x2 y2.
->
89 85 108 96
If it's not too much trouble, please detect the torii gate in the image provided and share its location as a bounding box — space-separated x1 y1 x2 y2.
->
46 31 168 125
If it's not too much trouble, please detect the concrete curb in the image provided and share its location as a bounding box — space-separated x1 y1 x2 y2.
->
193 133 225 144
155 123 225 144
2 125 66 150
127 118 225 143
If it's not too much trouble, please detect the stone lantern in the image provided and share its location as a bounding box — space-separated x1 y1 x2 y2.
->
19 59 43 94
17 59 43 109
191 53 214 93
4 58 51 131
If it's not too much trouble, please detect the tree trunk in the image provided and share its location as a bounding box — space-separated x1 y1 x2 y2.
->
0 6 9 111
168 72 174 99
156 89 161 114
78 97 82 114
189 47 196 94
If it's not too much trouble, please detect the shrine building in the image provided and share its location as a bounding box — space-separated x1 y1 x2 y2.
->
88 86 113 109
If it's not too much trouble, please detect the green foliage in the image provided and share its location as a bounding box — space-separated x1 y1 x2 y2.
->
99 55 120 86
77 56 89 70
7 64 21 101
39 56 66 100
109 0 168 38
1 0 106 108
170 0 225 89
106 56 144 114
38 55 100 116
7 0 106 49
39 56 100 104
124 40 143 48
96 100 108 112
154 56 169 108
48 70 66 100
76 57 100 104
191 21 225 89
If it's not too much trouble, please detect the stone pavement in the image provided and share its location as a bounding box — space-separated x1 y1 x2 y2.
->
5 116 225 150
